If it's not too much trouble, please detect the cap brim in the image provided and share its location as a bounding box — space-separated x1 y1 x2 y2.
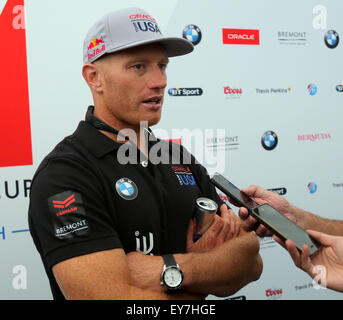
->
157 37 194 57
105 37 194 58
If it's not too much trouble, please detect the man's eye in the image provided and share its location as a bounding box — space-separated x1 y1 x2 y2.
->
134 64 143 70
159 64 167 70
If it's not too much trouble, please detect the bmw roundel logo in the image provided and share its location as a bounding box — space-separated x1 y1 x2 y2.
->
115 178 138 200
307 182 317 194
324 30 339 49
182 24 202 46
261 131 278 151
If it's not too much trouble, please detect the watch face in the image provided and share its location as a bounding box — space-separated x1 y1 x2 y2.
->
164 266 183 288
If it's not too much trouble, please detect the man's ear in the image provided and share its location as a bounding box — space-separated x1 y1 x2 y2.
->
82 63 103 93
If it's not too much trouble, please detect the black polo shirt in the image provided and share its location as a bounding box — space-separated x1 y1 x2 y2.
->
28 120 223 300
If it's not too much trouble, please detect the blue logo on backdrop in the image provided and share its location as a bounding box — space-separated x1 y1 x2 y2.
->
183 25 202 45
324 30 339 49
261 131 278 151
307 83 317 96
307 182 318 194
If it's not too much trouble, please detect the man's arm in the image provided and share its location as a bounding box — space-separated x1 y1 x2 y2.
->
131 232 262 297
126 223 262 297
182 231 262 296
291 206 343 236
53 209 262 299
235 185 343 237
53 232 262 300
52 249 202 300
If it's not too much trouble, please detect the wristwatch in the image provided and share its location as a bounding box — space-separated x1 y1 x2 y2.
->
160 254 184 291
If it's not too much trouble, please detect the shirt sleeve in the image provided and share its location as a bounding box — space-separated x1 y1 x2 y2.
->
28 156 123 270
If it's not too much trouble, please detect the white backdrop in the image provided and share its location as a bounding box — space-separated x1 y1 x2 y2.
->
0 0 343 299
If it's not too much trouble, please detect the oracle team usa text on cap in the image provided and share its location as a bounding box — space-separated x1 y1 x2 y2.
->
83 7 194 64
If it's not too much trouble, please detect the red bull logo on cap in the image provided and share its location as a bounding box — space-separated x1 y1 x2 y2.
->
87 36 106 61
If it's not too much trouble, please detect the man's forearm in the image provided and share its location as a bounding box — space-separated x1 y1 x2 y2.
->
177 231 262 297
127 231 262 297
292 206 343 236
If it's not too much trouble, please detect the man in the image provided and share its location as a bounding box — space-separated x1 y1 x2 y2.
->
28 7 262 300
234 184 343 293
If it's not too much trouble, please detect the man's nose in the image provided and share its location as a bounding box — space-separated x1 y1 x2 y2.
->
147 67 167 90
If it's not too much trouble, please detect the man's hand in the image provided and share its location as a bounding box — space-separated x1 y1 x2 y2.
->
186 204 242 253
274 230 343 293
230 185 294 237
125 204 261 299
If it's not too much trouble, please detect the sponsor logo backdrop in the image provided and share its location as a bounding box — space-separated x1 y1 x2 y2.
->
0 0 343 299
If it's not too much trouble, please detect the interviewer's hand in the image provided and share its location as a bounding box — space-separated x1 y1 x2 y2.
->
230 185 294 237
273 230 343 293
186 204 242 253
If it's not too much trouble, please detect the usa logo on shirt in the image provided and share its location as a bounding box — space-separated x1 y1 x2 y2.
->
172 166 197 186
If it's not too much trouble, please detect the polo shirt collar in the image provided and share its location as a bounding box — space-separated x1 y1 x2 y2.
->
73 121 160 159
74 121 121 158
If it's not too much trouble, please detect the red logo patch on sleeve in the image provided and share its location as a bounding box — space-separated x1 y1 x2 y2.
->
48 191 89 239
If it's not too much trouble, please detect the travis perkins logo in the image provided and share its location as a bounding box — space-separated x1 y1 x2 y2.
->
87 36 106 61
129 13 161 34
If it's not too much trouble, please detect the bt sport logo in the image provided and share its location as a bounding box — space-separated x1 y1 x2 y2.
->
168 88 203 97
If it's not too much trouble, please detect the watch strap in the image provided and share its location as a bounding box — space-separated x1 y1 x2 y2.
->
162 254 177 267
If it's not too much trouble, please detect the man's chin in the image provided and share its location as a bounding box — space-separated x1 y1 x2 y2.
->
142 115 161 127
147 118 161 127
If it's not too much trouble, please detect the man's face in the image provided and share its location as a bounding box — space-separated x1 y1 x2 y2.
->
95 43 169 130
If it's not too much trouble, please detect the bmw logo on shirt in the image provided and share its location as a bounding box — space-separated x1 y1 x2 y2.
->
115 178 138 200
261 131 278 151
324 30 339 49
182 24 202 46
